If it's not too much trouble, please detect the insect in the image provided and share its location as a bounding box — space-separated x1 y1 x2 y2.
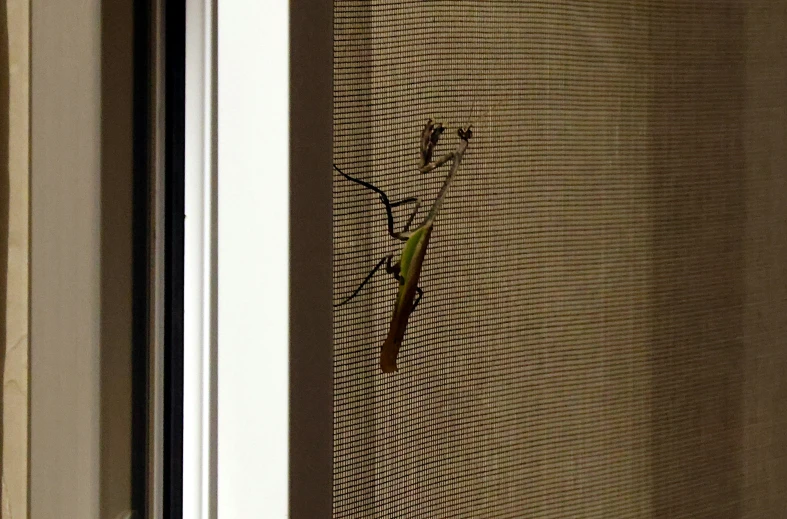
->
334 119 473 373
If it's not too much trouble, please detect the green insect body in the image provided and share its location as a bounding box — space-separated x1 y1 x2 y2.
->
335 120 472 373
381 223 433 373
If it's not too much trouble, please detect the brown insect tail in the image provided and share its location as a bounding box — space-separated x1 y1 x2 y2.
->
380 335 401 373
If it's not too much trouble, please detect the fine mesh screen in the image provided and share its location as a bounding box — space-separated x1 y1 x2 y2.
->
333 2 787 517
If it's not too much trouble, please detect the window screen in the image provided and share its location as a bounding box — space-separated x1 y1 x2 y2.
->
333 2 787 517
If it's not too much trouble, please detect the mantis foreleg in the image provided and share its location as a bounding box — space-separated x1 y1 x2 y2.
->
418 151 455 174
418 118 458 174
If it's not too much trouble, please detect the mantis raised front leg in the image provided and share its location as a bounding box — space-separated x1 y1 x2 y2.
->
335 119 473 373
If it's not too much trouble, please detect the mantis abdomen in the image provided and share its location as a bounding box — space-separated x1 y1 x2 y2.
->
380 223 434 372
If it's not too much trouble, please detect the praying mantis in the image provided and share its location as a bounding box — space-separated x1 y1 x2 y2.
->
334 119 473 373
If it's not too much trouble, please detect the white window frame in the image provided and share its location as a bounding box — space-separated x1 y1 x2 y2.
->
30 0 332 516
185 0 332 517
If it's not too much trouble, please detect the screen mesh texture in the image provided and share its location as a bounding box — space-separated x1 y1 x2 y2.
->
333 2 787 517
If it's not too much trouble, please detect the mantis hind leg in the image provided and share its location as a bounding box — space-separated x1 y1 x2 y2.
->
334 253 423 312
412 287 424 312
392 196 421 234
334 254 392 307
334 164 420 241
384 257 424 312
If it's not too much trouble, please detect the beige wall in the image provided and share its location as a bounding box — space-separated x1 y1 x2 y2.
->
27 0 139 515
28 0 101 514
2 0 28 516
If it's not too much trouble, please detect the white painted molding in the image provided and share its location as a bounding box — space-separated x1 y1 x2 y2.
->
216 2 290 517
184 0 216 516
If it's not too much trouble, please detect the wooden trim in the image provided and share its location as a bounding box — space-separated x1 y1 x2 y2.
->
2 0 30 516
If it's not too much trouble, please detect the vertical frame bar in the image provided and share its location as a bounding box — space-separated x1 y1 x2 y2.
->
148 0 167 514
132 0 153 513
183 0 217 516
164 14 186 519
290 0 333 516
163 0 186 517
